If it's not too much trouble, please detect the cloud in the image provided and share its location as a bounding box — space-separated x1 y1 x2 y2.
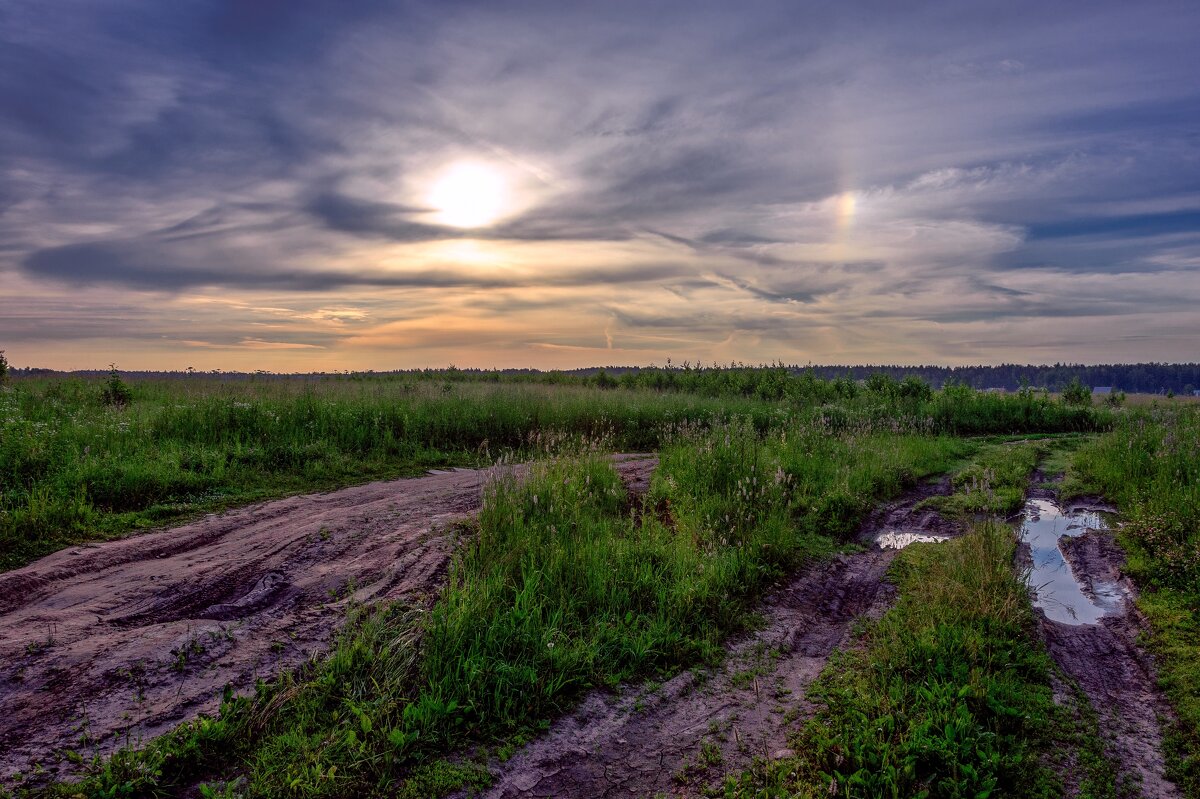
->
2 0 1199 368
19 239 692 291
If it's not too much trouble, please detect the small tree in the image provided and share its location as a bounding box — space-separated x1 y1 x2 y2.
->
101 363 133 406
593 369 618 390
1061 377 1092 406
0 350 8 384
865 372 898 397
897 375 933 402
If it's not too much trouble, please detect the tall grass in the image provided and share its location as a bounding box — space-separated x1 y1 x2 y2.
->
0 377 780 571
919 441 1043 519
0 372 1104 572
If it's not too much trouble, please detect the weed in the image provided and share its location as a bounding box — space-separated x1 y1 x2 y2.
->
100 364 133 407
171 633 206 673
700 739 723 767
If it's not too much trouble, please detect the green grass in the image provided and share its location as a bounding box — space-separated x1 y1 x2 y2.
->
0 372 1111 573
724 524 1063 799
1064 406 1200 797
0 376 782 572
28 423 966 798
919 440 1042 519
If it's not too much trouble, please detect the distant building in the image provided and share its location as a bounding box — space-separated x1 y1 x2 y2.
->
1093 386 1112 395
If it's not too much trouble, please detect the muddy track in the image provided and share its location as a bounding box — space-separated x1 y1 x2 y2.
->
0 456 656 785
1023 484 1181 798
465 478 960 799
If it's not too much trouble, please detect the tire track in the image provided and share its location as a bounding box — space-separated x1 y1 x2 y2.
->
467 478 961 799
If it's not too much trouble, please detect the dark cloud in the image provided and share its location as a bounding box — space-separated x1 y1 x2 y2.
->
1027 211 1200 241
20 240 688 291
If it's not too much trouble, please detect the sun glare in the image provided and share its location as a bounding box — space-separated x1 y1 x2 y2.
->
427 162 509 228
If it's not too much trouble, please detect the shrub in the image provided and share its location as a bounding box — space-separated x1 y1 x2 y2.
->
100 364 134 406
1061 377 1092 406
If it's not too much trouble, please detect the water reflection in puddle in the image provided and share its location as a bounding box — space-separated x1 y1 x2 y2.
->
1021 498 1123 625
875 531 949 550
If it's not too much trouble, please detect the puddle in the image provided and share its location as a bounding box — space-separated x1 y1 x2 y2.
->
1021 498 1124 625
875 531 950 549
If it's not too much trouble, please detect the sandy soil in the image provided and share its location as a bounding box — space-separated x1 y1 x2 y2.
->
0 456 655 785
464 478 960 799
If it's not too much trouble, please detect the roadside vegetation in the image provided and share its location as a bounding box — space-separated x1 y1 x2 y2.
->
0 377 771 571
1065 405 1200 795
0 370 1108 572
918 440 1042 519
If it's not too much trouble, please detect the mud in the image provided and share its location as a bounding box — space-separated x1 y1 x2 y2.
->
1021 487 1181 798
463 478 960 799
0 456 655 785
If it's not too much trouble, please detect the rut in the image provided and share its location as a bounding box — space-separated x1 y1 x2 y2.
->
0 456 655 785
1022 484 1182 799
467 478 961 799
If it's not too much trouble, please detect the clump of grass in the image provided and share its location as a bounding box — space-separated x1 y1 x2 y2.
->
919 441 1042 518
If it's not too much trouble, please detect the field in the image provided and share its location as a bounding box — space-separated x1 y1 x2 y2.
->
0 368 1196 798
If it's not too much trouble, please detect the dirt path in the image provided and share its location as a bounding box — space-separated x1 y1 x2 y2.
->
466 479 960 799
1024 488 1181 799
0 456 655 785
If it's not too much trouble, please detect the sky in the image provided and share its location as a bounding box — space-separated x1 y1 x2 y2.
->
2 0 1199 371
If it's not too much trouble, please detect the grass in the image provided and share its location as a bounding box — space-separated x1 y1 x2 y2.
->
1064 406 1200 797
25 422 967 798
0 376 781 571
919 440 1042 519
0 373 1111 573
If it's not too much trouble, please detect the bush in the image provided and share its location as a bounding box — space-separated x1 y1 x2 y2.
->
101 364 134 407
1061 377 1092 406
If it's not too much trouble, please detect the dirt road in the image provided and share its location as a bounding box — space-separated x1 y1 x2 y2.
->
1029 492 1181 799
0 456 655 785
468 478 960 798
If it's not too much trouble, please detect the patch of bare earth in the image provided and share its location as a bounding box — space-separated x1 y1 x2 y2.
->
463 478 960 799
0 456 655 786
1031 488 1181 798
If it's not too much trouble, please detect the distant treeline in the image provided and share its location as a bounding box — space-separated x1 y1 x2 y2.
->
9 361 1200 394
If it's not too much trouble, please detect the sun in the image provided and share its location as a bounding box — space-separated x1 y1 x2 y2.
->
426 162 509 228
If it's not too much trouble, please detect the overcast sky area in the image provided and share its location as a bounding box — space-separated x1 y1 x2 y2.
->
2 0 1198 371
